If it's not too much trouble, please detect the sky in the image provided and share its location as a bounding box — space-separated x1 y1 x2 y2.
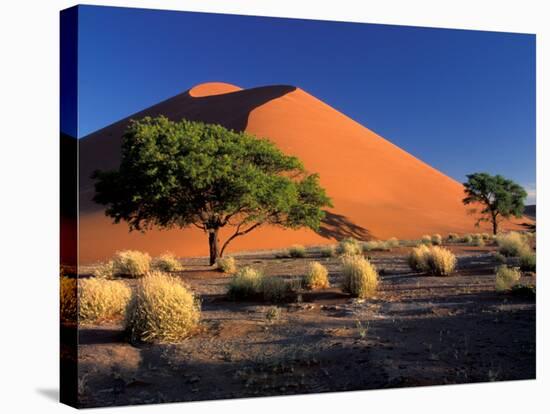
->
73 5 536 203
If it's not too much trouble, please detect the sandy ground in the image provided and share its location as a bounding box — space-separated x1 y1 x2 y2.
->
70 243 535 408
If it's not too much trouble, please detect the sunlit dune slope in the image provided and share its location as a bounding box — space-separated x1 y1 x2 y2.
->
78 82 531 263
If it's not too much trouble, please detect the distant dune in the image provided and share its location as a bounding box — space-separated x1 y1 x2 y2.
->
77 82 531 263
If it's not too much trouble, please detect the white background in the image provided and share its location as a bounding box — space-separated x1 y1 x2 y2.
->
0 0 547 412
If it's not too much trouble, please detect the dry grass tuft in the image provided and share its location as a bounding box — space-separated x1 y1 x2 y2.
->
426 246 457 276
60 276 77 323
319 245 337 258
386 237 400 248
447 233 460 241
303 262 330 290
519 251 536 272
79 278 132 324
496 232 530 257
495 265 521 292
113 250 151 277
431 234 443 245
152 252 183 272
216 256 237 273
288 244 306 258
337 238 362 256
408 244 431 272
126 271 200 343
421 235 432 245
93 261 115 279
341 255 379 298
408 245 456 275
227 267 263 300
363 240 392 252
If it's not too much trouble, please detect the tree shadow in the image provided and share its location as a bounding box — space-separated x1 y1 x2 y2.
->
316 210 371 241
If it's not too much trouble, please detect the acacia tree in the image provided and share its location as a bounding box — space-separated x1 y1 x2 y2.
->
93 116 332 265
462 172 527 235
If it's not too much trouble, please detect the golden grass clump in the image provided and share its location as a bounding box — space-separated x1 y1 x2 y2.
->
113 250 151 277
431 234 443 245
519 251 536 272
60 277 77 323
386 237 400 248
447 233 460 241
341 255 379 298
481 233 491 241
409 245 456 275
320 245 337 257
93 261 115 279
462 234 473 244
421 235 432 245
152 252 183 272
79 278 132 324
303 262 330 290
337 237 362 256
216 256 237 273
227 267 263 300
408 244 431 272
288 244 306 258
260 276 295 302
126 271 200 343
495 265 521 292
496 232 530 257
363 240 391 252
426 246 457 276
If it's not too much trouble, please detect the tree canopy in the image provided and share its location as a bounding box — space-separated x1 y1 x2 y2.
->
462 172 527 234
93 116 332 264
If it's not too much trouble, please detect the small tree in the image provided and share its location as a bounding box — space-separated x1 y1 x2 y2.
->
93 117 332 265
462 172 527 235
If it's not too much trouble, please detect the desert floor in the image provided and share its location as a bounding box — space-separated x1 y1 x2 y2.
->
69 243 535 407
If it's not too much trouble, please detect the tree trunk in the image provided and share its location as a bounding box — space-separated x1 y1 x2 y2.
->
208 229 220 265
492 213 498 235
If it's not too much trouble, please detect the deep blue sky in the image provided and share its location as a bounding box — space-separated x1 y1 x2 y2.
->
75 5 536 202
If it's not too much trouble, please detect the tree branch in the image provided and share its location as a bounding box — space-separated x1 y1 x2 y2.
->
219 222 263 257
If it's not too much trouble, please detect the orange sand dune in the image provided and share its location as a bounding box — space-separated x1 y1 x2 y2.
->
77 82 531 263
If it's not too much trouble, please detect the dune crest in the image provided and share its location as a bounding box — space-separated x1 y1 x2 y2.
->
76 82 531 263
188 82 242 97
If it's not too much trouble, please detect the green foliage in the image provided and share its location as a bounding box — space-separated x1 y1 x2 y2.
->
463 173 527 234
288 244 306 258
93 117 332 264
